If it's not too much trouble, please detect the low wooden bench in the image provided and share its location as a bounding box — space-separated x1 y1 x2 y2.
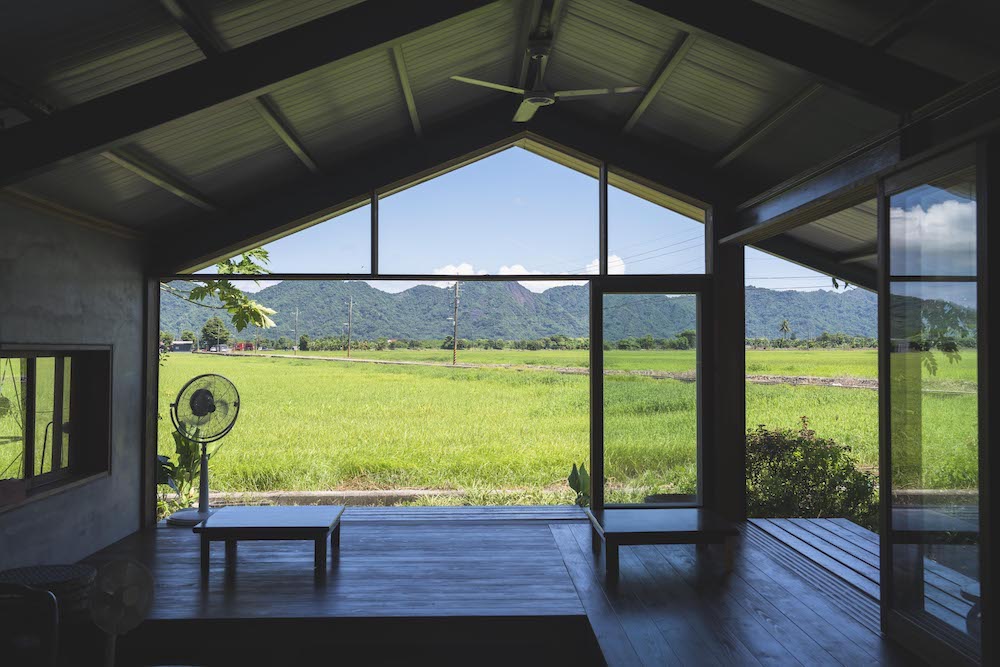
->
586 508 738 583
194 505 344 581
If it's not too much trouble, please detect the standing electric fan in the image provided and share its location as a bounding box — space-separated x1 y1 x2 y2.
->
165 374 240 527
90 559 154 667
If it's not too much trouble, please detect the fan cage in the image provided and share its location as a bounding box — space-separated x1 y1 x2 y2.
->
169 373 240 444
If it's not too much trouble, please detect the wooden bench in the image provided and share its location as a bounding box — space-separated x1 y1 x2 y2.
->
586 508 738 583
194 505 344 581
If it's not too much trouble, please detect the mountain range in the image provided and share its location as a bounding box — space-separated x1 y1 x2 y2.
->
160 281 879 341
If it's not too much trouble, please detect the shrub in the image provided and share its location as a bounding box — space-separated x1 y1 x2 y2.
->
746 417 877 529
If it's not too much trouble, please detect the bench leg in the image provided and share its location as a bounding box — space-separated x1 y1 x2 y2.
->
315 536 328 570
591 526 601 553
605 541 619 586
200 535 210 582
225 540 237 570
331 522 341 551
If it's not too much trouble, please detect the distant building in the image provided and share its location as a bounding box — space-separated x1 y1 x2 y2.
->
170 340 194 352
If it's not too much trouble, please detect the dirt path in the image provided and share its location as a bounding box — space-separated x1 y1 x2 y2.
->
213 351 884 389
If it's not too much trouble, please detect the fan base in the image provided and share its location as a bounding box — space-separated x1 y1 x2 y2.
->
166 508 215 527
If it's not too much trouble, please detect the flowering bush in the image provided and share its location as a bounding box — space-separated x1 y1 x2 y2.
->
746 417 877 529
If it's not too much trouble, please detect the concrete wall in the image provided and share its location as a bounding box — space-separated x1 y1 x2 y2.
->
0 200 145 569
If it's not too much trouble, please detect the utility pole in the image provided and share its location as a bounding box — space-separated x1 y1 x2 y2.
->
451 281 460 365
346 296 353 358
294 307 299 355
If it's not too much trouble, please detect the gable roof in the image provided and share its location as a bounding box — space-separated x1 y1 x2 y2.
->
0 0 996 278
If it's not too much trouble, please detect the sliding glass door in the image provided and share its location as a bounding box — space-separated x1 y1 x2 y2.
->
881 150 983 662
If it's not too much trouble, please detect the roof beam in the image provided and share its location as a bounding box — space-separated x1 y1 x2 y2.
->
103 148 215 211
160 0 320 172
391 45 422 138
0 0 495 187
0 73 215 211
628 0 958 113
622 32 694 133
723 137 898 245
154 101 521 273
714 0 940 169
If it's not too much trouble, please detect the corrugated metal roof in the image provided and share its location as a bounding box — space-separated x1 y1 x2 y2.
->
204 0 365 50
15 154 198 230
721 86 896 186
267 51 412 165
402 1 519 127
633 37 807 153
545 0 684 122
128 103 306 205
785 200 876 257
0 0 203 107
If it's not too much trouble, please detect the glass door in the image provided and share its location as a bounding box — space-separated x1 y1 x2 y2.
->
597 279 705 507
881 152 982 661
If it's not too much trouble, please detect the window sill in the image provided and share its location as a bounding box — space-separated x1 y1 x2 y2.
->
0 471 109 516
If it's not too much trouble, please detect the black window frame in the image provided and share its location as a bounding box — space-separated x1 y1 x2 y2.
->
0 344 112 509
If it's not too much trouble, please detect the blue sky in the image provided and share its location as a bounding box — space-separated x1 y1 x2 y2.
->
227 147 845 294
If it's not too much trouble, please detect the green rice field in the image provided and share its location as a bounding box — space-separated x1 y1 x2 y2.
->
149 348 980 503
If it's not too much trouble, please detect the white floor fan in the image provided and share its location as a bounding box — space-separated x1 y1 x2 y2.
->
165 374 240 527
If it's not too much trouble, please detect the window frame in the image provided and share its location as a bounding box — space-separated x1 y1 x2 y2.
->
0 343 113 510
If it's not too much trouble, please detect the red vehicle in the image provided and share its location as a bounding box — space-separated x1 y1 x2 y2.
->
234 342 255 352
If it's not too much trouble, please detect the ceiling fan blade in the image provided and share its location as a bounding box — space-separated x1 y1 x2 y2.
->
554 86 645 99
512 99 542 122
450 76 525 95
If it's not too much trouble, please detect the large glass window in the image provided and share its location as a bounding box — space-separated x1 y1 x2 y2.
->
887 165 980 653
602 292 699 505
608 178 705 275
378 148 599 276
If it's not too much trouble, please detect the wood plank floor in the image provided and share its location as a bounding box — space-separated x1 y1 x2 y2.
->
81 508 921 666
750 517 976 634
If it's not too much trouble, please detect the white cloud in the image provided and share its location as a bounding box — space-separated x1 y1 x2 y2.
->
890 199 976 274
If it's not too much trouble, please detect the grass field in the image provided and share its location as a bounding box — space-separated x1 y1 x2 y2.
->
254 347 977 386
155 348 980 503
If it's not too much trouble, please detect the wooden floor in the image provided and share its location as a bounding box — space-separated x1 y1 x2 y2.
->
751 517 976 634
82 507 920 666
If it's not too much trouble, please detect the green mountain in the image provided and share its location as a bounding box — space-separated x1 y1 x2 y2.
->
160 281 879 341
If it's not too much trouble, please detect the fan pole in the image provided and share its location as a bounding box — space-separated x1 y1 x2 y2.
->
198 442 210 515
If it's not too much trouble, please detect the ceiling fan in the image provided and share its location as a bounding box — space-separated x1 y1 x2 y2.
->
450 41 644 122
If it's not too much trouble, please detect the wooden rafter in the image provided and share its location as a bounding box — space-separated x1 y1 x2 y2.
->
622 33 694 133
628 0 957 113
0 0 495 187
391 45 422 138
159 0 320 173
713 0 943 169
0 73 214 211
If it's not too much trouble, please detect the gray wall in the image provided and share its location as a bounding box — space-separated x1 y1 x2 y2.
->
0 200 144 569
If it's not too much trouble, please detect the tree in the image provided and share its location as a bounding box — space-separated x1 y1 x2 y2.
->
180 329 196 343
276 336 291 350
202 316 230 349
160 331 174 348
299 334 310 351
677 329 697 348
160 249 277 334
779 319 792 340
